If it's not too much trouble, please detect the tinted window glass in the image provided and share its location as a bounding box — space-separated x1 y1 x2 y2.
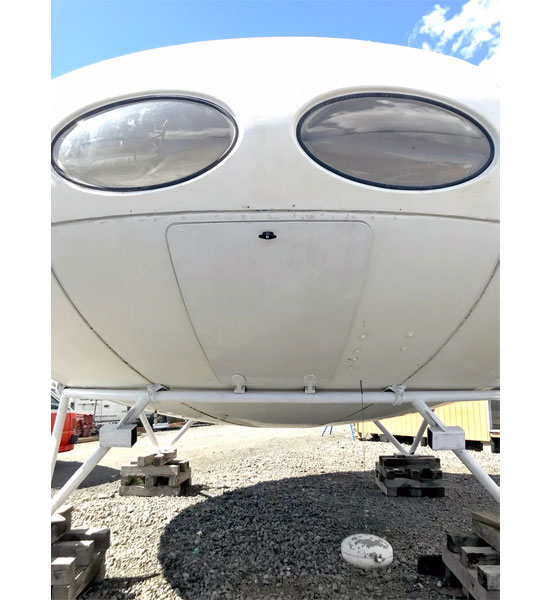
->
52 98 237 191
298 94 494 189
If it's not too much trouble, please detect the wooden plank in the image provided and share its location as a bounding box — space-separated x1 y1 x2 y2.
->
84 527 110 552
378 455 440 469
446 533 484 553
51 540 96 567
75 435 99 443
375 478 397 496
51 505 74 544
153 450 177 466
51 557 76 586
51 514 66 526
477 565 500 591
460 546 499 568
57 505 74 522
472 521 500 551
61 527 110 552
442 547 499 600
137 452 157 467
51 551 105 600
420 468 443 480
120 463 182 477
375 478 444 497
409 468 421 480
51 515 69 545
378 467 407 479
168 468 192 487
377 465 442 480
171 459 190 472
472 512 500 530
145 475 157 487
376 474 444 489
119 484 182 497
92 557 106 583
439 585 465 597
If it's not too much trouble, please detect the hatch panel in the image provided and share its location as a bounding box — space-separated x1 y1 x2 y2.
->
167 220 372 387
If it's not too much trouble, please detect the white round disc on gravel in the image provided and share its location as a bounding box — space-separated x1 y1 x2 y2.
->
341 534 393 569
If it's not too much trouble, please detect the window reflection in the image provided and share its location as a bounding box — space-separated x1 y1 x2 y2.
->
298 95 493 189
52 98 237 190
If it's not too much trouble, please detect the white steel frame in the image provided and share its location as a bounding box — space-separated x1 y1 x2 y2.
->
411 398 500 502
50 385 195 514
51 386 500 513
53 388 499 406
374 397 500 502
372 416 429 456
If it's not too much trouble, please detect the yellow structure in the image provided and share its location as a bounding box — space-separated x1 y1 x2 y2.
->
356 400 497 443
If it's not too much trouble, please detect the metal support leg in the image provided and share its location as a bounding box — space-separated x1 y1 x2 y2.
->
51 446 110 514
452 448 500 503
51 390 152 514
139 413 162 452
411 399 500 503
138 383 196 452
166 419 195 449
411 399 448 430
51 391 70 482
373 420 408 455
409 419 428 455
137 384 168 451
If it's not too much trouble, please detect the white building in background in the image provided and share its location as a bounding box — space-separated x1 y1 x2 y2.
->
51 380 154 425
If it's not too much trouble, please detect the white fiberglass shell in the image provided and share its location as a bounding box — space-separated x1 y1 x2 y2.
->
167 220 372 388
51 38 499 426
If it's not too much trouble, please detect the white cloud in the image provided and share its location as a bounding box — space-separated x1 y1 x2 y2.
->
409 0 500 63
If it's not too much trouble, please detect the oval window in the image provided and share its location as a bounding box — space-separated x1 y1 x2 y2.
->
52 97 237 191
297 94 494 189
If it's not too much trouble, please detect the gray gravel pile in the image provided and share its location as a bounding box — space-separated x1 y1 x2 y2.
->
52 425 500 600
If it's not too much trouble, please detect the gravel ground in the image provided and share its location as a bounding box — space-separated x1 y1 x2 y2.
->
52 424 500 600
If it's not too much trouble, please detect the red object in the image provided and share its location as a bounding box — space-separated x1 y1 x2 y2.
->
74 413 95 439
51 402 79 452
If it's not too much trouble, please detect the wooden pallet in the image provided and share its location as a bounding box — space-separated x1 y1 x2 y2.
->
471 511 500 552
442 512 500 599
375 455 445 497
51 505 110 600
119 450 191 497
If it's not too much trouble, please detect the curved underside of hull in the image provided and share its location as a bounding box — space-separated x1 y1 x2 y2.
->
52 39 499 425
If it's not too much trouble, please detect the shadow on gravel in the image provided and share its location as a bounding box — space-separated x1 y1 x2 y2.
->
184 483 212 497
158 470 499 600
85 573 159 599
51 461 120 489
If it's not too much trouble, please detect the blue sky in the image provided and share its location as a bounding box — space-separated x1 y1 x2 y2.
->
52 0 500 79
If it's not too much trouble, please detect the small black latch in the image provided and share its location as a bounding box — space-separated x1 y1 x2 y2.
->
258 231 277 240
